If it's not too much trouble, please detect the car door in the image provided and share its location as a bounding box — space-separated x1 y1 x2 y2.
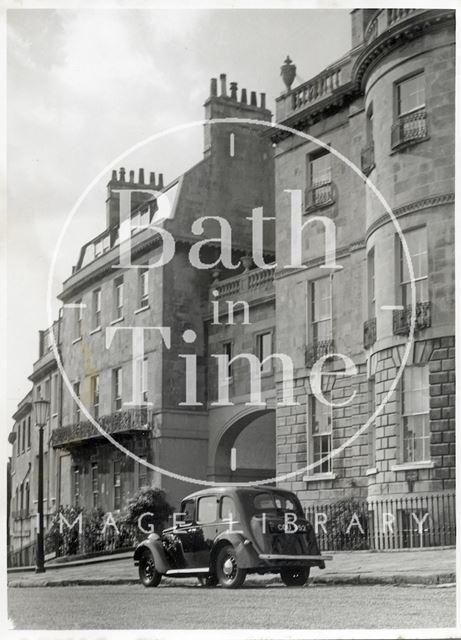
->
173 496 217 568
194 495 220 567
216 494 239 536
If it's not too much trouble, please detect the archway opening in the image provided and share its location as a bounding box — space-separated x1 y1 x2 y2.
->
213 410 275 483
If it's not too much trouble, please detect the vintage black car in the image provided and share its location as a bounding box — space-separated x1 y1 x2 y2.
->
134 486 330 589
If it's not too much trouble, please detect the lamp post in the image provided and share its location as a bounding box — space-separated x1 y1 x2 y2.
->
34 398 50 574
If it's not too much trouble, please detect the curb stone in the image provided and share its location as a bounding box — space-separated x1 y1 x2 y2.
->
8 573 455 589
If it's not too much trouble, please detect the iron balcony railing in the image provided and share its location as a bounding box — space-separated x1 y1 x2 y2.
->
304 181 335 212
391 109 428 150
51 408 152 448
363 317 377 349
305 339 335 367
11 509 29 520
393 301 432 336
360 142 375 176
305 493 455 551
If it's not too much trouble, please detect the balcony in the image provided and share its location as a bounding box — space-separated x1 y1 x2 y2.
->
52 408 152 448
363 317 377 349
210 265 275 306
393 302 432 336
304 181 335 212
364 9 422 45
305 339 335 368
391 109 428 151
11 510 29 520
360 142 375 176
275 56 354 125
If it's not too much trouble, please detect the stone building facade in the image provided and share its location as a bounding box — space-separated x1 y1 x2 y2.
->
272 8 455 513
8 9 455 554
8 321 61 562
49 74 275 512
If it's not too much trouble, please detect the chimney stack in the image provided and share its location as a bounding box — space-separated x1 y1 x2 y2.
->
210 77 217 97
250 91 257 106
138 168 145 184
220 73 227 97
241 88 247 104
230 81 238 100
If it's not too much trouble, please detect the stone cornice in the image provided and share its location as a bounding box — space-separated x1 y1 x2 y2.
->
353 9 455 92
273 9 455 141
366 193 455 240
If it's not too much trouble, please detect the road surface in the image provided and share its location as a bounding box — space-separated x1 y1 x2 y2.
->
8 583 455 630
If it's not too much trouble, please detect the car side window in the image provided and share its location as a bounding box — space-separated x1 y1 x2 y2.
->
182 499 195 524
219 496 236 522
197 496 217 523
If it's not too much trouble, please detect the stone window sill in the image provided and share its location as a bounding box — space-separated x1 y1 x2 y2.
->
89 326 102 335
303 472 337 483
366 467 378 476
110 316 124 325
391 461 435 472
134 305 150 315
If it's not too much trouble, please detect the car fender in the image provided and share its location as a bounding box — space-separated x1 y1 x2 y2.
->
211 531 260 570
133 536 171 574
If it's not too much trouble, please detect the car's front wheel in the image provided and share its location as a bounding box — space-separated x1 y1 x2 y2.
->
280 566 310 587
216 545 246 589
138 551 162 588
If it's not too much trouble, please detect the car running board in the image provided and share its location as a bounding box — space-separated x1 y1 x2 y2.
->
165 568 209 575
259 553 333 561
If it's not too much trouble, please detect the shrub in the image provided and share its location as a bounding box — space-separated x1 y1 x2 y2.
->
124 487 174 538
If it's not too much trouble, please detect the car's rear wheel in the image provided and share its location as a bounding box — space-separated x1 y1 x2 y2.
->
216 545 246 589
280 566 310 587
138 551 162 587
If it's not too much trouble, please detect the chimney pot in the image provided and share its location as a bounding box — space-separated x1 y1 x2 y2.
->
111 169 117 182
241 88 247 104
210 78 218 97
250 91 257 106
139 168 145 184
219 73 227 97
230 82 238 100
158 173 164 189
260 93 266 109
150 172 156 184
119 167 126 182
129 170 135 183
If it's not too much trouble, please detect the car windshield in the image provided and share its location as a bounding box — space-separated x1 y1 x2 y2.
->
252 492 302 515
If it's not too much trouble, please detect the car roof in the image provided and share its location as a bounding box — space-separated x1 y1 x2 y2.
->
181 485 297 502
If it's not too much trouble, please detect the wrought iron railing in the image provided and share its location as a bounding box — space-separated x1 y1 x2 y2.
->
305 493 455 551
305 339 335 367
363 317 377 349
52 408 152 447
393 301 432 336
360 142 375 176
391 109 428 150
304 181 335 211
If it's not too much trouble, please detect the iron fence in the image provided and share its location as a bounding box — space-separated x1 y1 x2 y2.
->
305 493 455 551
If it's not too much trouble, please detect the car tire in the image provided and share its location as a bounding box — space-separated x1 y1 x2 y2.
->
138 551 162 588
280 566 310 587
216 545 246 589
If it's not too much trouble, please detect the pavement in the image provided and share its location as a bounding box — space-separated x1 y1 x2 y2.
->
7 546 455 588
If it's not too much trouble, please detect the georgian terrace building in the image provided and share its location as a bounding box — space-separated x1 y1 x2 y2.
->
271 8 455 516
8 9 455 547
50 75 276 511
8 321 62 565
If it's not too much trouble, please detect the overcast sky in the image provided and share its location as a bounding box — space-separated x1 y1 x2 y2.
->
7 7 351 418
